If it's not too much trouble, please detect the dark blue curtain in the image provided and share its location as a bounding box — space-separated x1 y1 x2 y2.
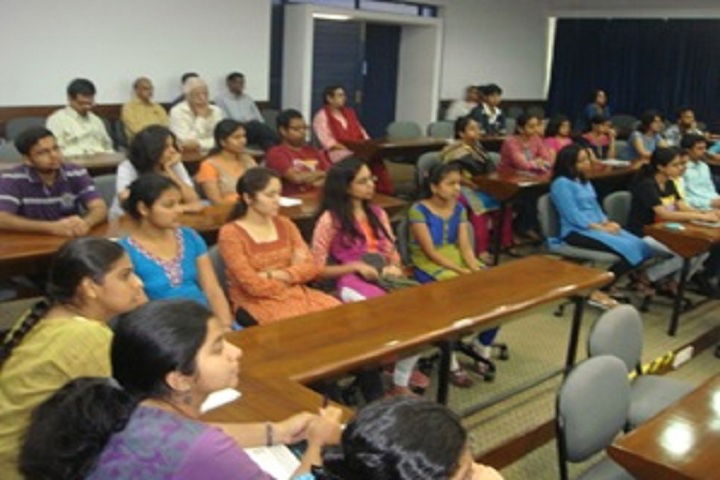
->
547 19 720 131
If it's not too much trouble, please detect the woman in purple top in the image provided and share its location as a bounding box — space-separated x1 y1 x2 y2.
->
19 299 341 480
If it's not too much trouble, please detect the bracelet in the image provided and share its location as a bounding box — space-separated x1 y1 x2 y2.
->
266 422 274 446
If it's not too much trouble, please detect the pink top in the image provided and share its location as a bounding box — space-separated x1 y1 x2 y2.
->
499 135 555 174
543 136 572 154
312 109 370 164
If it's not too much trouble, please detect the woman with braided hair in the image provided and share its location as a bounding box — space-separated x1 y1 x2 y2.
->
0 237 146 480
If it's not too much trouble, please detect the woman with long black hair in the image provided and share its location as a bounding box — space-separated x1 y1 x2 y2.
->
0 238 146 480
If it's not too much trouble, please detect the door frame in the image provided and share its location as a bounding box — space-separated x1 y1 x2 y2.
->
282 3 443 131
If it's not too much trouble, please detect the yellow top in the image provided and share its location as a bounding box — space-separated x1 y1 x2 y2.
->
121 97 170 141
0 314 112 480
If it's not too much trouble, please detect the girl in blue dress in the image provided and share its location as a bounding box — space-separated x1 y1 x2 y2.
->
550 144 654 307
119 174 233 328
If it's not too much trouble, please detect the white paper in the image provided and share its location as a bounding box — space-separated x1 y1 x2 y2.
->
280 197 303 207
244 445 301 480
200 388 242 413
600 159 631 167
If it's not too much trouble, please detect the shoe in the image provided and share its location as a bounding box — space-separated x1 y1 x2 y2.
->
449 368 474 388
409 369 430 390
471 360 496 382
384 385 420 398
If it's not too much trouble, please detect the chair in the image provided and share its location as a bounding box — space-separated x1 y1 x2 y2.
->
538 193 620 315
427 120 454 139
602 191 632 226
92 174 117 208
556 355 634 480
5 116 46 141
610 115 638 140
386 121 422 140
587 305 694 428
415 151 442 191
526 105 545 119
506 105 524 119
261 109 279 133
112 119 129 151
538 194 620 265
0 141 22 163
208 245 227 295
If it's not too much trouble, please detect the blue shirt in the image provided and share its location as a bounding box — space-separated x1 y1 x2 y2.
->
624 131 663 160
683 159 719 210
550 177 652 266
120 227 209 306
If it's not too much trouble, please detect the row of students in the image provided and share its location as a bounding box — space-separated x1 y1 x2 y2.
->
7 292 501 480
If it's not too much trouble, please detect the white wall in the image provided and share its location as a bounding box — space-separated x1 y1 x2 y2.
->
0 0 272 106
548 0 720 17
396 24 443 123
440 0 550 100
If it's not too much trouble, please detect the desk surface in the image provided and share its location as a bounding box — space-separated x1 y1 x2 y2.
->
231 256 612 383
473 162 637 201
203 256 611 422
608 374 720 480
0 148 264 176
0 193 406 278
644 221 720 258
345 137 448 161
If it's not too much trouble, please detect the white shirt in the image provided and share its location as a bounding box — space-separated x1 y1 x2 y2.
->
46 106 114 157
169 101 224 151
109 159 194 219
445 100 477 121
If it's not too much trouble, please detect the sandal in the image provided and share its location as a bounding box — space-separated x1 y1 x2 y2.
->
449 368 474 388
588 291 619 310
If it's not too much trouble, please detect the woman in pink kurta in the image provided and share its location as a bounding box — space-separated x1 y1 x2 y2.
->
543 115 573 154
499 114 555 175
218 168 339 325
312 85 394 194
498 114 555 238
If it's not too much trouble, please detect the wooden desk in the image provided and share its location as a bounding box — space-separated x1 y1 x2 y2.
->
478 135 506 152
345 137 448 163
0 148 264 177
473 162 637 264
608 374 720 480
228 256 611 408
644 221 720 335
0 193 406 279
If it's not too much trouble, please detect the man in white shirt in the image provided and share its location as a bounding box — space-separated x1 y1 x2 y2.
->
215 72 278 150
445 85 481 121
46 78 114 157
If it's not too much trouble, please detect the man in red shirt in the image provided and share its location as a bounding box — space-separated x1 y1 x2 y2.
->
265 109 331 196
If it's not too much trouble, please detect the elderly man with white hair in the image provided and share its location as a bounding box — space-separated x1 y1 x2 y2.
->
169 77 224 151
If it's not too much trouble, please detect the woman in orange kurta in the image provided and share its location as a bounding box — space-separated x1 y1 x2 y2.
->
218 167 339 325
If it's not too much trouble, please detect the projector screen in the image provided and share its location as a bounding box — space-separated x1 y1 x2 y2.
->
0 0 272 105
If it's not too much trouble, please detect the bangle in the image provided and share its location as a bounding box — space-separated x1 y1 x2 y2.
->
266 422 274 446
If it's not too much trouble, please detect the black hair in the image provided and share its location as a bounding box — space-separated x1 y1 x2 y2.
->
680 133 707 151
316 157 391 241
277 108 304 130
552 144 588 183
545 114 571 138
453 115 477 139
181 72 199 84
0 238 125 370
67 78 96 98
480 83 502 96
19 299 213 479
128 125 179 174
121 173 179 220
637 110 663 133
15 127 55 156
676 105 693 119
226 72 245 82
639 146 681 178
323 85 344 105
229 167 281 220
515 113 540 133
421 162 463 199
589 114 609 127
320 397 467 480
208 119 245 156
589 88 607 104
